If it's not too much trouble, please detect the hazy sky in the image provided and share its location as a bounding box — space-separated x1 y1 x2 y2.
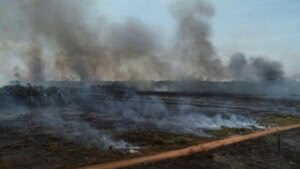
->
96 0 300 76
0 0 299 84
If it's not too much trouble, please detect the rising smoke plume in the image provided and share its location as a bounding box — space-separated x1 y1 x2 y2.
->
169 0 225 80
0 0 293 151
229 52 284 82
25 0 169 81
0 0 286 83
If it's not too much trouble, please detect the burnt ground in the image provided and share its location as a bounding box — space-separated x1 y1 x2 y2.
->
0 127 124 169
0 94 300 169
1 126 300 169
0 115 206 169
126 128 300 169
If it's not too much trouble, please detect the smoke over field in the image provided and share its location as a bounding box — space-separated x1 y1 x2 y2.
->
1 82 299 151
0 1 300 169
0 0 287 83
229 53 284 82
0 84 265 149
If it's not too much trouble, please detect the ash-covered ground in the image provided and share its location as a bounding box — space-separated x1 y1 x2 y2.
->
0 82 300 169
126 128 300 169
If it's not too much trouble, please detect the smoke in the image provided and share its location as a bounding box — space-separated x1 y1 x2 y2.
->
229 52 285 82
24 0 169 81
169 0 225 80
87 92 261 137
251 57 284 82
0 0 287 83
0 0 294 152
0 85 262 149
33 108 129 149
26 42 45 82
28 0 101 81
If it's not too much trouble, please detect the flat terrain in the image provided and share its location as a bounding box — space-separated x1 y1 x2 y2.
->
126 128 300 169
0 94 300 169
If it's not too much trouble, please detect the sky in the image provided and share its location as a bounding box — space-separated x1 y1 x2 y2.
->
96 0 300 76
0 0 300 84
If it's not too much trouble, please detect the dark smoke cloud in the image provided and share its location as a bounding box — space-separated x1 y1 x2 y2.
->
28 0 100 81
229 53 252 81
0 0 287 83
26 41 45 82
24 0 171 81
229 52 285 82
106 19 158 56
251 57 284 82
170 0 225 80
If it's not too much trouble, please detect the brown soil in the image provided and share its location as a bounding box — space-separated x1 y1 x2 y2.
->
122 127 300 169
82 124 300 169
125 127 300 169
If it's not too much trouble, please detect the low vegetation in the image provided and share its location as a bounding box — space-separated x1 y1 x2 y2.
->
116 130 200 150
259 114 300 127
0 84 79 107
207 115 300 138
206 127 254 137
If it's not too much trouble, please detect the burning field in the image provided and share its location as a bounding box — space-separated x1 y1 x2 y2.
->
1 82 300 169
1 0 300 169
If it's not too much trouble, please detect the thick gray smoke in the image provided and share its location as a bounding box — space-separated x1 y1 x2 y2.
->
252 57 284 82
33 109 129 149
28 0 103 80
0 0 293 152
229 52 284 82
25 0 168 81
170 0 225 80
26 42 45 82
1 0 286 83
84 94 261 137
0 94 261 150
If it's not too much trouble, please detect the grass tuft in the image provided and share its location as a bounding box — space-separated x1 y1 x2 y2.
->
116 131 197 147
207 127 253 137
259 115 300 127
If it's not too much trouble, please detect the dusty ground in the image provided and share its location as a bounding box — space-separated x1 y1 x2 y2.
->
126 128 300 169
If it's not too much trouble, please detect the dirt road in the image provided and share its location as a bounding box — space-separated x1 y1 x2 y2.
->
82 124 300 169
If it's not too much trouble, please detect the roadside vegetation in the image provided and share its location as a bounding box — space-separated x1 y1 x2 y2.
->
259 114 300 127
116 130 202 151
206 127 254 137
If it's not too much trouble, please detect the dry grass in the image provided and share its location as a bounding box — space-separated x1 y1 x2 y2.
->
259 114 300 127
116 130 201 152
206 127 254 137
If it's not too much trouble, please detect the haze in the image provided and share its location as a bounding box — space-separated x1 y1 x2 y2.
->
0 0 299 85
